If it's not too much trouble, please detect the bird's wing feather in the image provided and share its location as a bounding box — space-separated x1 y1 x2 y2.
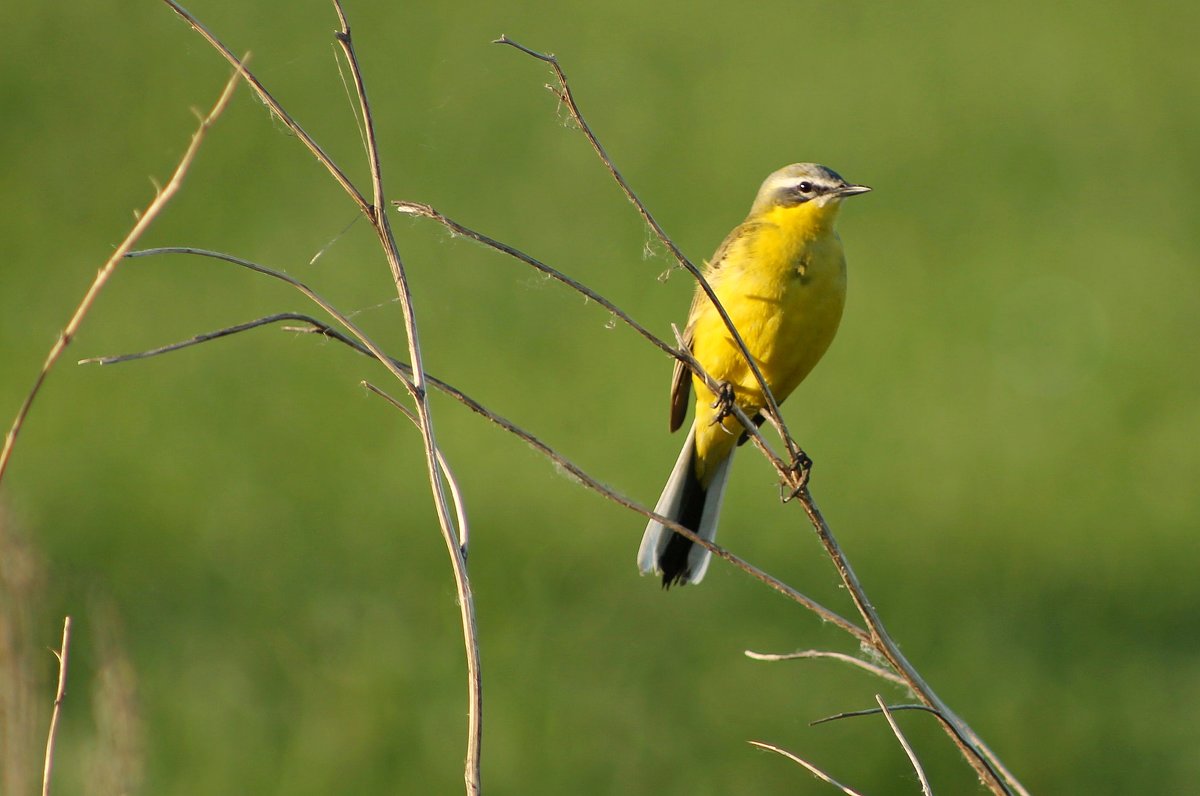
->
667 219 760 432
668 325 693 432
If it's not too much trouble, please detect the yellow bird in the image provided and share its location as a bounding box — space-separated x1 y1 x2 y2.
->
638 163 870 587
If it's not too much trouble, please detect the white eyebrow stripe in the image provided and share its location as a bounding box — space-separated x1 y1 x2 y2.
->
772 176 836 192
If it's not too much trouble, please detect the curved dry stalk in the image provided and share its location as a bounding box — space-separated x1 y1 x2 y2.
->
141 22 482 784
82 305 866 643
361 382 472 556
125 248 417 392
0 62 243 489
744 649 908 688
876 696 933 796
161 0 368 214
495 36 802 470
325 10 483 789
813 703 941 726
41 616 72 796
748 740 866 796
392 200 791 477
78 312 324 366
793 491 1020 796
812 700 998 787
497 35 1026 796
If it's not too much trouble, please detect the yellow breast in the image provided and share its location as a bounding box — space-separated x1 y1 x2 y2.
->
688 201 847 472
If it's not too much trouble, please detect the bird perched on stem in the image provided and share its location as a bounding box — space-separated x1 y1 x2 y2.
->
638 163 870 587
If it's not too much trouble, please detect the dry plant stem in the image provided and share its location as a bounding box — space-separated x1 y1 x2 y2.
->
497 35 1023 795
77 312 326 365
163 4 482 786
126 248 415 393
41 616 72 796
82 305 866 642
813 703 988 783
0 63 243 489
392 201 790 476
327 10 482 791
814 704 942 726
387 200 1008 788
161 0 368 213
744 649 907 688
360 382 472 556
876 696 933 796
748 740 866 796
794 487 1021 796
495 36 802 468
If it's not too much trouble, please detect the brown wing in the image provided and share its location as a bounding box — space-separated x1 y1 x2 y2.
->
666 219 762 432
668 324 694 431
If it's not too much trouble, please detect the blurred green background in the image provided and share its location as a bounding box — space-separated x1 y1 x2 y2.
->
2 0 1198 793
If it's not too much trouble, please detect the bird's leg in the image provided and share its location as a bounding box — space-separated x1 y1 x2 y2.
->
780 448 813 502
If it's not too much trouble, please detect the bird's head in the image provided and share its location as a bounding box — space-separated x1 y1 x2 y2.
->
749 163 871 222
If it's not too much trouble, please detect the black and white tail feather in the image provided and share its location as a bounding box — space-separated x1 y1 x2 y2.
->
637 424 735 587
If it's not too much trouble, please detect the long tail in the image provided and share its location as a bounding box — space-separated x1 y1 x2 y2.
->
637 424 735 587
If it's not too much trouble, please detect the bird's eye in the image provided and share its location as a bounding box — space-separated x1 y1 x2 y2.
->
798 181 813 193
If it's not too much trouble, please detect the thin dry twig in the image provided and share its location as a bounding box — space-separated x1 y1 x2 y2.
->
77 312 324 366
0 61 244 489
748 740 866 796
494 35 803 471
158 4 484 788
813 703 941 726
794 491 1019 795
82 305 867 642
812 701 987 776
392 200 790 476
497 36 1025 796
161 0 368 213
327 8 482 790
41 616 72 796
744 649 908 688
360 381 472 556
876 695 933 796
124 248 417 392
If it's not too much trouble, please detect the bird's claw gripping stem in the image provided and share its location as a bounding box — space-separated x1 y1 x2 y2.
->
781 449 813 502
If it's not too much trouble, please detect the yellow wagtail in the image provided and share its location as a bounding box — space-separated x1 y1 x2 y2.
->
638 163 870 587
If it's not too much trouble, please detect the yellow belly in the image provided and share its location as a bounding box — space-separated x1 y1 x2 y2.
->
689 215 847 483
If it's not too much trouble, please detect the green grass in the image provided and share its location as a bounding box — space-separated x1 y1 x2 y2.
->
3 1 1199 793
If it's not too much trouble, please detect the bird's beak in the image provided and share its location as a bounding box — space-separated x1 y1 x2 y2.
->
836 184 872 197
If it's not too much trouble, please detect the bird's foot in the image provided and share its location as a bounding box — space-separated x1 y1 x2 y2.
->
780 449 813 502
708 381 737 426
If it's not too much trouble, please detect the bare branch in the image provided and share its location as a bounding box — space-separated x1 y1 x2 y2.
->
393 201 671 356
792 491 1020 796
748 740 866 796
124 247 418 394
812 701 1009 790
361 381 472 557
478 56 1019 788
160 0 369 214
494 35 802 468
813 703 942 726
323 10 481 788
494 37 1023 793
41 616 72 796
392 200 791 477
82 305 867 643
876 695 933 796
78 313 328 366
0 60 244 488
744 649 907 688
396 131 1023 792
